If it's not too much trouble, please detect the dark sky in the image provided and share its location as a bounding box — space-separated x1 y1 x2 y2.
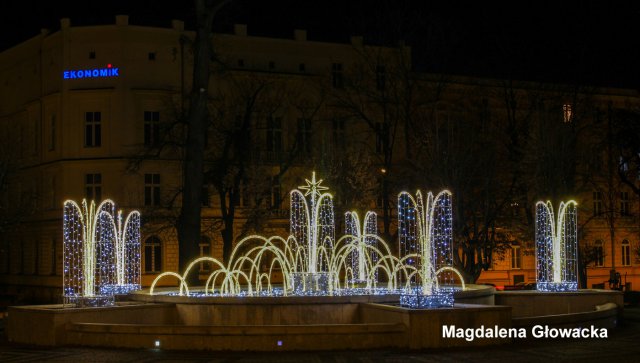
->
2 0 639 89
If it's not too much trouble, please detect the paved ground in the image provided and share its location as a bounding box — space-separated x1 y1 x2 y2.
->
1 308 639 363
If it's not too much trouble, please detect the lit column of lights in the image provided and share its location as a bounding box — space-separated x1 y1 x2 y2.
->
398 189 458 308
101 209 142 294
345 211 378 283
289 172 334 293
63 198 141 305
63 199 115 302
535 201 578 292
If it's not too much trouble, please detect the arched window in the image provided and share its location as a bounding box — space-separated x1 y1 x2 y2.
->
594 240 604 267
143 236 162 273
622 240 631 266
199 236 211 272
511 244 521 269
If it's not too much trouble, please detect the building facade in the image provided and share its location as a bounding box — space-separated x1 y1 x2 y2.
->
0 16 638 302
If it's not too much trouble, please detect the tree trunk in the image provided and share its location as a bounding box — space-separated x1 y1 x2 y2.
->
178 0 215 285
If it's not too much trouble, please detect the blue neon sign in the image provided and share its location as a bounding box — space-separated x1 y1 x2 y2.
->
63 64 120 79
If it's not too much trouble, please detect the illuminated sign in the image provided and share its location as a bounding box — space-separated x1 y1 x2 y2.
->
63 64 119 79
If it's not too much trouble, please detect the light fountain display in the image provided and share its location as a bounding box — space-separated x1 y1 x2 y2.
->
535 200 578 292
398 190 462 308
150 172 464 308
63 199 141 306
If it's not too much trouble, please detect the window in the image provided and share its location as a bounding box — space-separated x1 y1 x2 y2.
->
332 63 343 88
376 65 386 91
266 117 282 153
89 51 96 59
237 59 244 67
270 176 281 209
513 274 525 284
375 122 384 153
144 174 161 206
511 202 520 217
84 111 102 147
621 191 630 216
148 52 156 60
33 239 39 275
268 61 275 70
144 111 160 147
593 191 603 217
202 185 210 207
594 240 604 267
563 104 573 123
49 114 56 151
622 240 631 266
299 63 306 72
85 173 102 201
143 236 162 273
297 118 312 154
511 245 521 269
332 118 345 148
50 237 57 275
620 156 629 173
199 236 211 272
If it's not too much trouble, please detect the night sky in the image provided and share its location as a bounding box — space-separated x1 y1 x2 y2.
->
2 0 638 89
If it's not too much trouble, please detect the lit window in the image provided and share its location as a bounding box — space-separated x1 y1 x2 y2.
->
143 236 162 273
622 240 631 266
85 173 102 201
511 245 521 269
563 104 573 123
84 111 102 147
144 174 161 206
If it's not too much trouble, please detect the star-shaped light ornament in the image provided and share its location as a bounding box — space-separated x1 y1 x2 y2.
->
298 172 329 198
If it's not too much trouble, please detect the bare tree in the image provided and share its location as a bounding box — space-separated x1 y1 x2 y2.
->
178 0 231 281
205 71 316 262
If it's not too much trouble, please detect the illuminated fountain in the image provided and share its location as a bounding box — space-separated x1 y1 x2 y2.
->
150 173 462 306
344 210 378 285
289 172 335 293
63 199 141 306
398 190 463 308
535 200 578 292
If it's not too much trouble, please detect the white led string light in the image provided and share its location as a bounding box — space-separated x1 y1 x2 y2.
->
63 199 141 306
398 190 460 308
345 210 378 284
535 200 578 292
150 173 465 308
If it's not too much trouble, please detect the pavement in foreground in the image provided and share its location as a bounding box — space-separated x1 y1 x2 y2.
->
1 307 639 363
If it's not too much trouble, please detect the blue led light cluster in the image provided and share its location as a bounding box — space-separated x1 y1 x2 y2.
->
399 290 455 309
